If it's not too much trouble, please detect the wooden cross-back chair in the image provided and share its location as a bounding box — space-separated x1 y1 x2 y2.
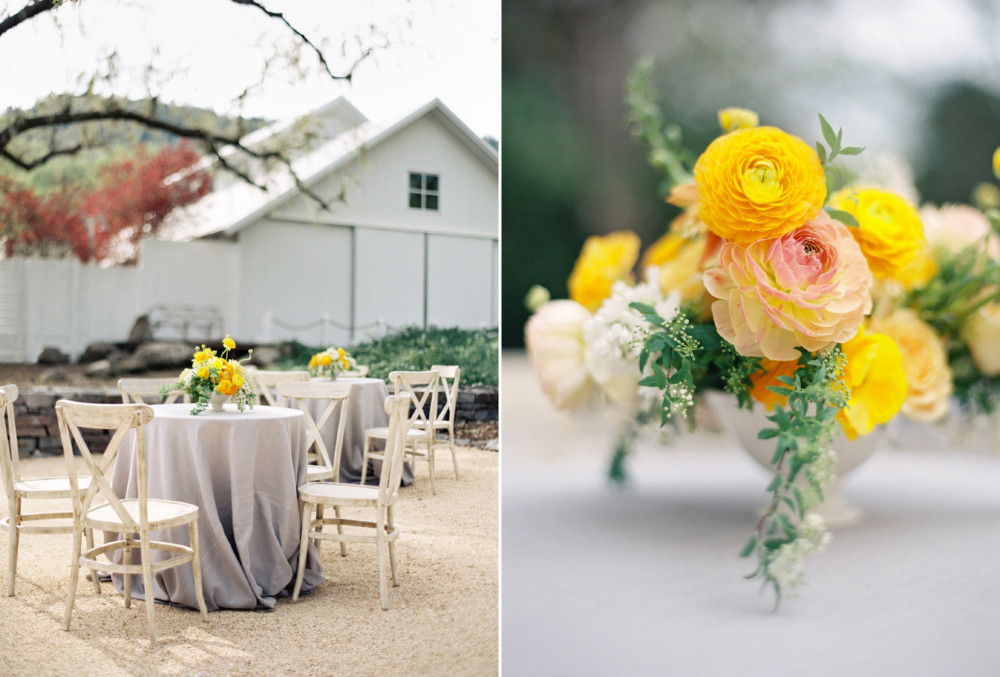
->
56 400 208 648
274 381 352 483
1 384 93 596
361 370 440 493
248 369 310 406
118 377 189 405
292 394 411 610
412 365 461 481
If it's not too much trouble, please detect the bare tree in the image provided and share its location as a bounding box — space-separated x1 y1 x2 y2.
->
0 0 387 209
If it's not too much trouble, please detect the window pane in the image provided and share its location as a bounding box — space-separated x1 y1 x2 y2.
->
409 192 422 208
409 173 422 190
425 174 439 191
425 194 438 211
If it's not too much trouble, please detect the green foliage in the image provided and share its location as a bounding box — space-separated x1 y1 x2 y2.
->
815 113 865 168
273 326 498 386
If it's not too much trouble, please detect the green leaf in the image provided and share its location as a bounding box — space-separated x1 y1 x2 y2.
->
637 376 659 388
815 141 827 164
819 113 838 149
766 385 793 396
638 350 649 373
630 301 656 315
766 474 783 492
839 146 865 156
757 427 779 440
646 335 666 353
825 207 859 227
739 535 758 558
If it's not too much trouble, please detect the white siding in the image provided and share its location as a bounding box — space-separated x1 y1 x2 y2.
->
237 219 352 346
272 115 498 240
354 228 424 336
426 235 495 328
0 260 26 361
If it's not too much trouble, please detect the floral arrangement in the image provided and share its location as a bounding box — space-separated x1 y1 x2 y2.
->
524 60 1000 606
308 346 357 379
162 335 256 415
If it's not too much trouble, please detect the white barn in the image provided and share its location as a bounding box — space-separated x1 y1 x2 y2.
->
0 98 498 360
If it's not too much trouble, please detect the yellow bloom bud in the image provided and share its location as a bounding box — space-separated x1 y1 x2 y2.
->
717 107 759 132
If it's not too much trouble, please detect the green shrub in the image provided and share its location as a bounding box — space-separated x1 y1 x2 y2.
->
271 326 498 386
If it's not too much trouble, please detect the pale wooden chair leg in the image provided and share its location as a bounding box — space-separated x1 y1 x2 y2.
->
63 531 82 631
360 434 371 485
449 426 460 480
85 528 100 595
140 536 157 648
123 537 132 607
334 505 347 557
428 446 437 495
292 501 312 602
189 519 208 622
314 504 324 555
387 505 399 587
7 497 18 596
376 535 389 611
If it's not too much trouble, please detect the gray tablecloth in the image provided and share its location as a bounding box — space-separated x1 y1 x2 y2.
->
293 377 413 486
110 403 323 611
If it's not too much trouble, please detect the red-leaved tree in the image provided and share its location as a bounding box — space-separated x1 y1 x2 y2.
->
1 141 212 264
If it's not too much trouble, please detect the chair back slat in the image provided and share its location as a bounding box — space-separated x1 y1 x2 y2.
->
250 369 310 406
56 401 154 533
0 384 19 496
389 371 439 439
118 377 188 405
380 395 412 502
276 381 352 480
430 365 461 425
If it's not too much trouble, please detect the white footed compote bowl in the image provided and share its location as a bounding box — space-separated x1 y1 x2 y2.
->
706 390 883 528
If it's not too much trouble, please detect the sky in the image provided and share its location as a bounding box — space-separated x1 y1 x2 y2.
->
1 0 500 138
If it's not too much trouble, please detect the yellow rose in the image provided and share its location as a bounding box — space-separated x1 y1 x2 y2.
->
872 309 952 422
961 301 1000 376
836 330 907 440
567 231 640 311
828 187 924 280
693 126 827 244
197 366 209 379
320 354 333 366
223 335 236 351
717 107 759 132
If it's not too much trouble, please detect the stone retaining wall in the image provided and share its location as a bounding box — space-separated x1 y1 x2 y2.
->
10 385 498 457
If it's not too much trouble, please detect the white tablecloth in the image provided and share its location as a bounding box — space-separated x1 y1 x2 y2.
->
110 403 323 611
502 351 1000 676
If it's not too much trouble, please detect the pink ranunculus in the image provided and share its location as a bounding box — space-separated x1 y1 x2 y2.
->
920 203 1000 262
703 212 873 360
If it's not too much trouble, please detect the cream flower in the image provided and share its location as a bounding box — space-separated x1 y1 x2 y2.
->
872 309 952 422
703 212 873 360
961 302 1000 377
920 203 1000 262
524 300 599 410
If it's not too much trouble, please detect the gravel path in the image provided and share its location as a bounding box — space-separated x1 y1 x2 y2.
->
0 447 498 675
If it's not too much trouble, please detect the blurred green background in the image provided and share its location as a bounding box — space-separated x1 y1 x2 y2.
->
501 0 1000 347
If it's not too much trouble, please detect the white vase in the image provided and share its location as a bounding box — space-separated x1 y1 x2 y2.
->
706 390 883 528
209 391 229 412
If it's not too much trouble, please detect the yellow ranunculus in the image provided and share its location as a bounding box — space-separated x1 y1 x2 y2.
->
339 357 350 369
211 358 224 370
197 366 210 379
223 335 236 351
232 374 244 389
828 187 924 280
717 107 759 133
337 348 345 357
836 330 907 440
871 309 952 422
641 230 711 304
567 231 640 311
309 355 319 368
693 126 827 245
193 350 207 363
217 379 235 396
993 146 1000 180
320 354 333 366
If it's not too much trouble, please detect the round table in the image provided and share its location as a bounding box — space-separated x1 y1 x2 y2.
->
109 402 324 610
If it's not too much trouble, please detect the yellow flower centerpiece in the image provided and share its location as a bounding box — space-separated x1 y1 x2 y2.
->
163 335 256 415
308 347 357 380
524 60 1000 606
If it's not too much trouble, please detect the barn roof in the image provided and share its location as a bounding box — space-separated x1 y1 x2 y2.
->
163 98 497 241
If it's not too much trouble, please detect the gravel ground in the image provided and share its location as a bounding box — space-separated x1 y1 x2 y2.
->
0 447 498 675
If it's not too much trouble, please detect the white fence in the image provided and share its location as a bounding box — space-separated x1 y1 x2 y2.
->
0 230 498 363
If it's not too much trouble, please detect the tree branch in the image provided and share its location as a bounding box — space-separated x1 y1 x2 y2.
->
0 0 57 39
